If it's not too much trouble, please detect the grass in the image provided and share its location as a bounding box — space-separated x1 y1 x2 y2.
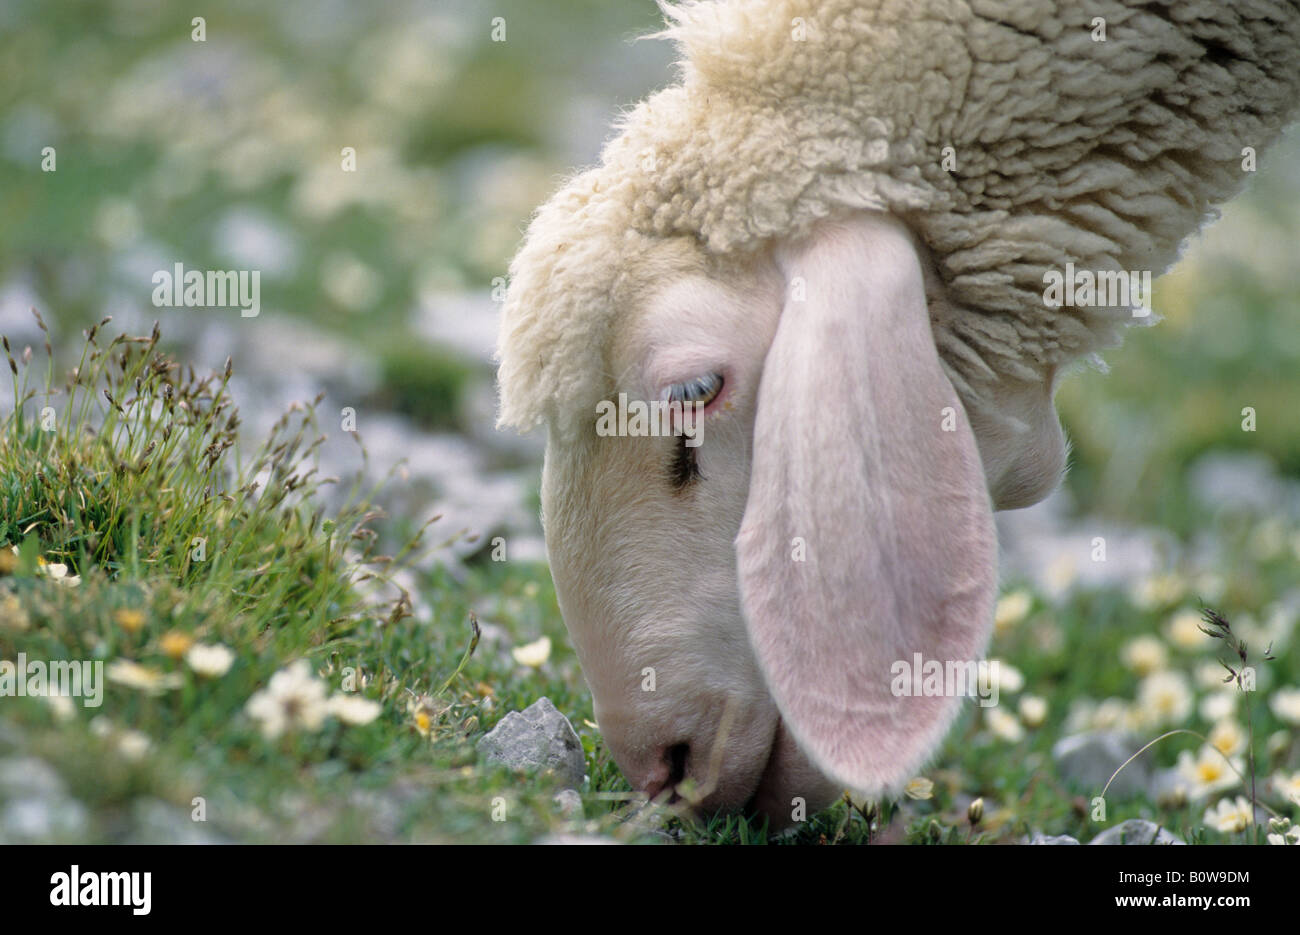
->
1 318 1297 844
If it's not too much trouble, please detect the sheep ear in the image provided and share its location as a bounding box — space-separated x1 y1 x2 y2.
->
735 215 998 795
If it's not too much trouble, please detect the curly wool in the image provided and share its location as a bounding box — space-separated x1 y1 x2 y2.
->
497 0 1300 438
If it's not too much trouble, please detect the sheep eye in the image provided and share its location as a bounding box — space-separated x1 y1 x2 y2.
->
664 372 723 407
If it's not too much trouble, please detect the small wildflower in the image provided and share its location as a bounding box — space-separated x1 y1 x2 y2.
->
408 693 439 738
988 659 1024 694
113 608 147 634
1131 573 1185 610
116 730 152 761
986 707 1024 742
0 547 17 575
1269 687 1300 725
994 590 1032 633
1176 745 1242 800
106 660 182 695
967 797 984 826
37 560 81 587
1270 770 1300 805
1204 795 1253 834
904 777 933 800
160 630 194 659
328 693 382 726
1136 670 1192 726
1207 719 1247 758
511 635 552 668
1121 635 1168 675
1198 690 1237 723
45 694 76 722
245 660 329 739
1165 609 1210 650
1018 695 1048 728
185 643 234 677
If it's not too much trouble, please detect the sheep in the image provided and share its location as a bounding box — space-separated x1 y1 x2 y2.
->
495 0 1300 824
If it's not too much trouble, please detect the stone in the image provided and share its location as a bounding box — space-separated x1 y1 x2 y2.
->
1089 819 1185 845
1028 831 1080 844
478 697 586 790
1052 731 1149 799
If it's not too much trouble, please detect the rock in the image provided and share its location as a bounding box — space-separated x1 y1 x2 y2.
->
0 756 67 798
1 796 88 842
478 697 586 790
1052 731 1149 799
1089 819 1185 845
1028 832 1080 845
535 833 619 845
553 788 584 820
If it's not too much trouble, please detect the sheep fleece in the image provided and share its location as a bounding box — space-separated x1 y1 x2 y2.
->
497 0 1300 436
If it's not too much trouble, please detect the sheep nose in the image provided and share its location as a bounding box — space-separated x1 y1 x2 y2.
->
642 742 690 802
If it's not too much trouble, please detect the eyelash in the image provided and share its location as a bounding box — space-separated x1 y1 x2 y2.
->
669 434 702 489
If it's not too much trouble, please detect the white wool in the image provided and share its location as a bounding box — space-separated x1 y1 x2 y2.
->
497 0 1300 439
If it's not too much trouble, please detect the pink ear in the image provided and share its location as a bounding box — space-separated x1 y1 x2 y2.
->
735 214 997 795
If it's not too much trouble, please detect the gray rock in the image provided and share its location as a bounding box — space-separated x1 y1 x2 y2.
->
0 756 67 798
1052 731 1149 799
535 833 619 845
1089 819 1185 845
553 788 584 820
478 697 586 790
1028 832 1080 845
1 796 88 842
125 799 228 845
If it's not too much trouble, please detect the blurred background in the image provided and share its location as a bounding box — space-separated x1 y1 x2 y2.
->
1 0 1298 843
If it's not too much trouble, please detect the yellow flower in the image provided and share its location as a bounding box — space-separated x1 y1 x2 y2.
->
106 660 183 695
1121 635 1168 675
1204 796 1253 834
159 630 193 659
904 777 933 800
1207 719 1246 758
407 694 440 738
994 590 1032 633
511 636 552 668
114 608 147 634
1018 695 1048 728
1165 609 1210 650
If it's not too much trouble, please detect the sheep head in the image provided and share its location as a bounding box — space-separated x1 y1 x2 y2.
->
495 0 1300 824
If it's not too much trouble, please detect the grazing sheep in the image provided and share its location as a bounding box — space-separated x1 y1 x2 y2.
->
495 0 1300 824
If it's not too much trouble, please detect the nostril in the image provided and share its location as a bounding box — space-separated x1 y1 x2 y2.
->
643 742 690 803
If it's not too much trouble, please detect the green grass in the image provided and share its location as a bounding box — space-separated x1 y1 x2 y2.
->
1 320 1296 844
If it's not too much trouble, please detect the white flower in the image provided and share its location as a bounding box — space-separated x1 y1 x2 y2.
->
1130 573 1185 611
511 636 552 668
185 643 235 678
116 730 152 761
1207 719 1247 758
328 693 382 726
1204 795 1253 834
988 660 1024 695
904 777 933 800
1176 745 1243 800
106 660 183 696
1121 635 1168 675
245 660 329 739
1198 690 1237 723
994 591 1032 633
986 707 1024 742
1195 660 1233 692
45 694 76 722
1165 610 1210 651
1018 695 1048 728
1270 770 1300 805
37 561 81 587
1136 670 1192 727
1270 687 1300 725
